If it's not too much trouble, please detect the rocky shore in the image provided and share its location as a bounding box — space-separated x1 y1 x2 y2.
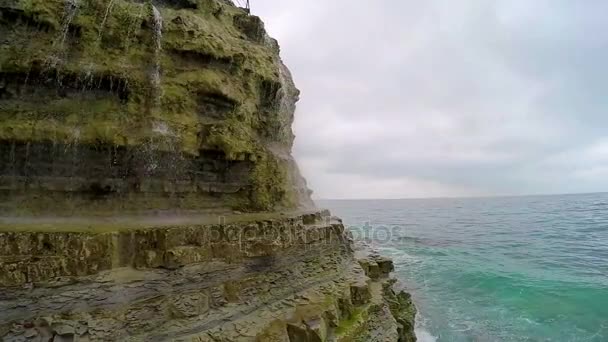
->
0 0 416 340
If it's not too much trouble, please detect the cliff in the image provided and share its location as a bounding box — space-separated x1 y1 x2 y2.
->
0 0 313 213
0 0 416 341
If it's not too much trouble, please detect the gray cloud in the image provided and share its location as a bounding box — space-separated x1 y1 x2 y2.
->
254 0 608 198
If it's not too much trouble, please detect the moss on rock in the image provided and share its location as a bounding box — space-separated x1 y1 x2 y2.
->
249 153 293 211
0 0 309 211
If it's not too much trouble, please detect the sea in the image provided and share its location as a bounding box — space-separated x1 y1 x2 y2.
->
319 192 608 342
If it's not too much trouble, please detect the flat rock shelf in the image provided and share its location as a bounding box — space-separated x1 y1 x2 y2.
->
0 211 416 341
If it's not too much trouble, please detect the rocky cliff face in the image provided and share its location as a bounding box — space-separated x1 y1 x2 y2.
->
0 1 415 341
0 0 312 213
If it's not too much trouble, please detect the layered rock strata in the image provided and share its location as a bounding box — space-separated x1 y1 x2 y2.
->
0 0 313 213
0 211 416 341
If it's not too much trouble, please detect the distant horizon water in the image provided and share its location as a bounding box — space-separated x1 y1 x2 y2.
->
320 193 608 341
315 191 608 202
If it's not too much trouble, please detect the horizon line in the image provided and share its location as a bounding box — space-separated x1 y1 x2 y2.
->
314 190 608 202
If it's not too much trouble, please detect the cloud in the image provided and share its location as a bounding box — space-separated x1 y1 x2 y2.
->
254 0 608 198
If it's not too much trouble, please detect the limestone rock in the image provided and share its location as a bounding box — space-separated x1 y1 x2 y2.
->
169 292 210 318
304 316 327 342
350 282 372 306
359 256 395 280
286 322 310 342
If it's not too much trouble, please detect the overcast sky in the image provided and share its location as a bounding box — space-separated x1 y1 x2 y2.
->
254 0 608 199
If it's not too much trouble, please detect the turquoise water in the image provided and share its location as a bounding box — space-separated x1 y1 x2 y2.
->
319 193 608 341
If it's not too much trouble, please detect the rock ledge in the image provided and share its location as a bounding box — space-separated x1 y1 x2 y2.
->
0 211 416 341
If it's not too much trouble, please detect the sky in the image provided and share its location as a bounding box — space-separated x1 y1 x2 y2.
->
253 0 608 199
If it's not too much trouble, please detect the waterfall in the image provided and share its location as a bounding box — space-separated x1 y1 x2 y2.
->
97 0 116 41
144 7 186 199
287 156 315 209
59 0 79 46
152 121 173 137
144 5 165 175
47 0 79 68
276 63 293 135
140 5 163 174
272 60 316 210
56 0 79 49
69 128 81 189
78 0 116 93
124 4 146 54
150 5 163 105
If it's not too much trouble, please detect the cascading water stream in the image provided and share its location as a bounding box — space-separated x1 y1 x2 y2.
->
142 5 165 180
124 4 147 54
80 0 118 92
69 128 82 190
276 64 292 134
144 5 184 198
150 5 163 105
269 51 315 209
98 0 116 41
47 0 79 68
57 0 79 48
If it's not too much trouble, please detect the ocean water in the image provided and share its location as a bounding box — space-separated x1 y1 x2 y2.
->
319 193 608 342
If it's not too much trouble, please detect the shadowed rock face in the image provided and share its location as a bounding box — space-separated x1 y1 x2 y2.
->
0 0 313 214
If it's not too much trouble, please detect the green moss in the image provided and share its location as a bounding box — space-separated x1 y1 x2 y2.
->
205 117 255 157
0 0 280 153
0 0 301 211
248 154 292 211
384 288 417 342
335 307 369 337
21 0 63 30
